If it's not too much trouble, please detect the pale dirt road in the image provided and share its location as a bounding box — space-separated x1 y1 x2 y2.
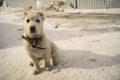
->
0 12 120 80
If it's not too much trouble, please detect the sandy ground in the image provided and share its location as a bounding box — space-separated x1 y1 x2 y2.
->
0 10 120 80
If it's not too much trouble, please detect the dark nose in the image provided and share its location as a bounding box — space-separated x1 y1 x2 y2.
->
30 26 36 33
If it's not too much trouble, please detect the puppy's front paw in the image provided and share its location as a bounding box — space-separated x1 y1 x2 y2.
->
45 66 52 71
33 69 41 75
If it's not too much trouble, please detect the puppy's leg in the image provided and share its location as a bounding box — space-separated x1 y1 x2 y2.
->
45 57 52 71
29 57 43 67
51 43 58 66
44 49 52 71
30 56 41 75
52 55 58 66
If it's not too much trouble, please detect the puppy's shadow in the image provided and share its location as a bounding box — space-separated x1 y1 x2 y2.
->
55 50 120 69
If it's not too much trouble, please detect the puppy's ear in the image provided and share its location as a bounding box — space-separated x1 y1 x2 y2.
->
23 6 33 19
39 12 45 21
24 11 28 16
23 11 28 19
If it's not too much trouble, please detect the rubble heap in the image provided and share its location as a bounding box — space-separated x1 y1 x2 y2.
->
45 0 74 12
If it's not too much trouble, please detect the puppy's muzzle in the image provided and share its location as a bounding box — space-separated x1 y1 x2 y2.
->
30 26 36 33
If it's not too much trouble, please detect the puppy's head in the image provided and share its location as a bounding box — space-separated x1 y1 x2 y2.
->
23 10 45 38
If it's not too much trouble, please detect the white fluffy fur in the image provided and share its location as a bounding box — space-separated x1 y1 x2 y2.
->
22 10 58 75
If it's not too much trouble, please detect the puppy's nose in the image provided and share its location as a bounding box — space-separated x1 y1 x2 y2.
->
30 26 36 33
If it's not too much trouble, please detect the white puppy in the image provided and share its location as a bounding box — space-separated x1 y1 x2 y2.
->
22 10 58 75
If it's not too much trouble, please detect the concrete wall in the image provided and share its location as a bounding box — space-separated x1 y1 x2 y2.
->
4 0 120 9
70 0 120 9
5 0 52 8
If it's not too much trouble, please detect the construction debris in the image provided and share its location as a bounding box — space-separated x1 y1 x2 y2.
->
45 0 74 12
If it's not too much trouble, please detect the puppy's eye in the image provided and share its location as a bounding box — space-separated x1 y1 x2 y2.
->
26 19 30 23
36 19 40 23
